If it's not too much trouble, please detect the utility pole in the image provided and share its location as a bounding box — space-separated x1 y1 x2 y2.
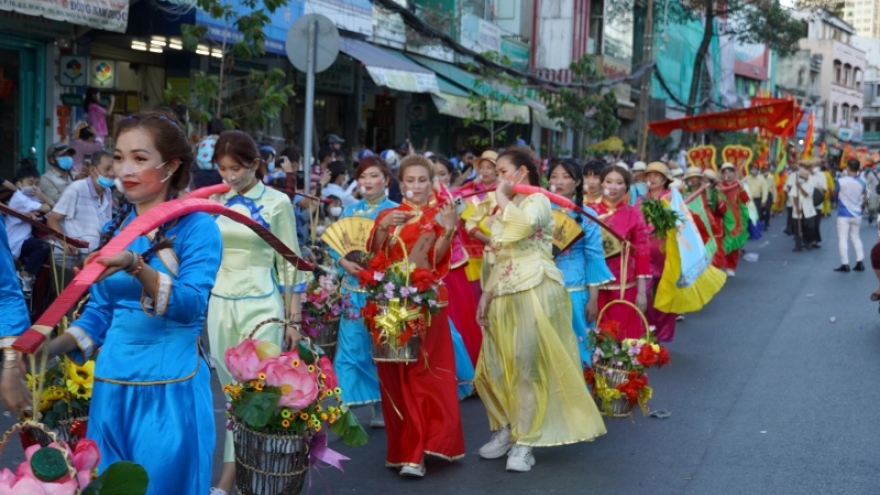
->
636 0 655 161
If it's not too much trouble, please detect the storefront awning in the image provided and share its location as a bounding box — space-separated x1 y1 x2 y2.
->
407 54 530 124
526 99 562 131
340 38 439 93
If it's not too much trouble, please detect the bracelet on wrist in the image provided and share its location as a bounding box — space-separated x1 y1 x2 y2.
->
3 350 16 362
126 253 145 276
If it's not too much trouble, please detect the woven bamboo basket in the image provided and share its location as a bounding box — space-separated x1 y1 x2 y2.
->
29 407 89 446
305 317 339 361
592 299 653 418
232 420 309 495
370 302 422 363
2 422 78 488
592 364 634 417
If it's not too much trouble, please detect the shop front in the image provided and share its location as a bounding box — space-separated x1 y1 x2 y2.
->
0 30 47 177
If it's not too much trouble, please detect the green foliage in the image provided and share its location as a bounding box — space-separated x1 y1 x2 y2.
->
539 55 621 154
640 197 682 238
81 462 149 495
164 0 295 133
234 388 282 428
329 409 369 447
463 51 528 148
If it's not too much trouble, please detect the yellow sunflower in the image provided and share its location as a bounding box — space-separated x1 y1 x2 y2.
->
65 360 95 400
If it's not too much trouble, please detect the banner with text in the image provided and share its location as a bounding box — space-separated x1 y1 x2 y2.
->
649 101 796 137
0 0 128 33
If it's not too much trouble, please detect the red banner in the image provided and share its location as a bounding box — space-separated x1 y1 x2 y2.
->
649 101 797 137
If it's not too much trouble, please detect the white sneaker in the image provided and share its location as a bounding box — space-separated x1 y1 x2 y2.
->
676 315 685 322
209 488 228 495
725 269 736 277
506 444 535 472
478 426 511 459
399 462 426 477
370 402 385 428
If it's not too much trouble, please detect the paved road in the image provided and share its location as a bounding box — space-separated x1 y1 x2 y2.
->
3 214 879 494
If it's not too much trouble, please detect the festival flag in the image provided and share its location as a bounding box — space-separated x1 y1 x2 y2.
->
839 142 851 169
819 141 826 157
801 112 814 160
775 137 787 173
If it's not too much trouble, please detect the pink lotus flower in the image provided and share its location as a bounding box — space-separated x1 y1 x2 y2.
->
4 442 82 495
317 356 339 393
225 339 262 382
262 352 319 410
71 439 100 487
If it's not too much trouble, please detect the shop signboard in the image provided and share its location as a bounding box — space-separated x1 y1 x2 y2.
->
461 13 501 54
0 0 128 33
295 57 356 94
60 94 84 106
89 59 116 89
305 0 372 38
196 0 303 56
59 56 88 87
501 38 529 71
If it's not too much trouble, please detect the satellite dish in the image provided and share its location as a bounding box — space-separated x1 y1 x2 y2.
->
285 14 339 73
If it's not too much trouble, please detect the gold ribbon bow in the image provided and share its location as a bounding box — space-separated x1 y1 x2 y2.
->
375 298 422 345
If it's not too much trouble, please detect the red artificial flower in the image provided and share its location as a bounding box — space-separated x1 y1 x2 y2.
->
637 345 658 368
368 251 390 272
616 372 649 404
356 270 376 288
583 367 596 388
411 268 435 292
598 320 620 341
657 347 671 368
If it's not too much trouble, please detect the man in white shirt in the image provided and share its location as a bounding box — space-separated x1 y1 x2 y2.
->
788 166 817 252
5 165 53 295
47 150 115 280
833 158 867 272
809 160 827 246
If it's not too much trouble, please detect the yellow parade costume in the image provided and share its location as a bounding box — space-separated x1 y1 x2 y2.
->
475 193 605 446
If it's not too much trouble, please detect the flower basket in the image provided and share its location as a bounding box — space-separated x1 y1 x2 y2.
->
224 319 368 495
587 300 669 418
232 420 309 495
28 406 89 447
591 364 635 417
306 317 340 361
357 237 439 365
303 274 356 363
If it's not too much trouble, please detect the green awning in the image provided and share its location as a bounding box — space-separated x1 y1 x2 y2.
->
406 54 530 123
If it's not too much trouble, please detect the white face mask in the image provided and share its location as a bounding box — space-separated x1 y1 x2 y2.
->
405 190 414 199
328 206 343 217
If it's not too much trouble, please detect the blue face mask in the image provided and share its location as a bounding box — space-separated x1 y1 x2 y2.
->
56 155 74 171
96 175 115 189
267 160 275 172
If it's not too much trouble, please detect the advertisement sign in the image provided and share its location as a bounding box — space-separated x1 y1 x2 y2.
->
0 0 128 33
196 0 303 56
0 10 73 37
501 38 529 71
60 56 88 88
89 59 116 89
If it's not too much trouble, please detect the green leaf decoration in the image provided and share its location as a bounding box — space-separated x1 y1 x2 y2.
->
30 447 68 482
234 389 281 428
330 410 368 447
296 341 315 365
82 461 149 495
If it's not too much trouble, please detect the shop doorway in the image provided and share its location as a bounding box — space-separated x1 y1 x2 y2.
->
0 34 44 178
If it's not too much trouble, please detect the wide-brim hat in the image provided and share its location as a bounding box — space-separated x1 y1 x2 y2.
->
645 161 672 181
720 162 736 172
47 142 75 157
684 166 704 180
704 169 719 182
475 150 498 167
631 161 647 172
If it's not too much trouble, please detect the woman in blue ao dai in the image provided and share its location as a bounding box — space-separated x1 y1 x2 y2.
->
548 159 614 368
329 156 398 426
45 111 221 495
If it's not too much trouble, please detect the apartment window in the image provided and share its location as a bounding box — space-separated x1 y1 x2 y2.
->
834 60 842 84
853 106 860 123
844 63 852 86
833 104 839 123
842 104 851 125
855 68 862 89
